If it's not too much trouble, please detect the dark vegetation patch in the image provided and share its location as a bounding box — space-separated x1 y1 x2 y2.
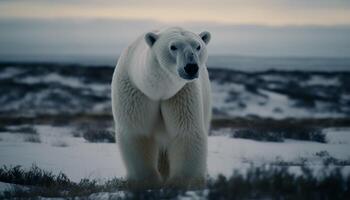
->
231 126 326 143
1 165 349 199
209 68 350 115
207 165 349 200
322 157 350 166
0 165 72 189
2 114 350 130
315 151 350 166
74 122 115 143
233 128 283 142
211 117 350 130
1 63 350 118
0 63 111 117
270 156 308 166
0 125 41 142
270 154 350 167
82 129 115 143
211 119 327 142
0 125 37 135
0 165 126 198
23 135 41 143
51 140 69 147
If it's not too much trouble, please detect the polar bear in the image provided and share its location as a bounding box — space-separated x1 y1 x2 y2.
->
111 27 211 189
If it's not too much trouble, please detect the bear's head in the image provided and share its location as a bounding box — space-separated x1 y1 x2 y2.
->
145 27 211 81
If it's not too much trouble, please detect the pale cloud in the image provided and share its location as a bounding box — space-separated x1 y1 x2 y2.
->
1 0 350 25
1 18 349 59
1 1 349 60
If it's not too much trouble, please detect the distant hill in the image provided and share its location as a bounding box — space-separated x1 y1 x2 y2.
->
1 62 349 119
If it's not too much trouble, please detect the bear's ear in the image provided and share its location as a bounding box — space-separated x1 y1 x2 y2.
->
145 32 159 47
199 31 211 45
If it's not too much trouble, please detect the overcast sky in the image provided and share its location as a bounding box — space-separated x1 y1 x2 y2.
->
2 0 350 25
0 0 350 62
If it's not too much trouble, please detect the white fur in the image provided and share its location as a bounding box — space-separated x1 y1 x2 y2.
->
111 27 211 189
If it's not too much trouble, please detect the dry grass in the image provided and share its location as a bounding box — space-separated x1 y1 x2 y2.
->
23 135 41 143
1 165 349 199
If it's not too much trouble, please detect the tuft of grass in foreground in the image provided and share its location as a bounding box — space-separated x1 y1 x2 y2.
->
0 165 72 189
208 166 350 200
0 165 126 198
1 165 349 199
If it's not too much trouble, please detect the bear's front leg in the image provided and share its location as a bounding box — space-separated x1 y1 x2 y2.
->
118 132 162 189
161 83 208 189
165 134 207 189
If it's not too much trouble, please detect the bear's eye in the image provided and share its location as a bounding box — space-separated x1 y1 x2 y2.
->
196 45 201 51
170 45 177 51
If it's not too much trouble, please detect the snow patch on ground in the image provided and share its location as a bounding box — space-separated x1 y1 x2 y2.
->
19 73 83 88
305 75 340 86
325 127 350 144
1 125 349 182
0 182 29 195
0 68 23 79
211 80 346 119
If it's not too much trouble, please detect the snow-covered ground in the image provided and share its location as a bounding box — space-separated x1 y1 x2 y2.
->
211 80 346 119
1 125 349 182
1 62 350 198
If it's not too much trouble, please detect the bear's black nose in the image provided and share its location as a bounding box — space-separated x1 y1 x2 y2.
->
184 63 199 77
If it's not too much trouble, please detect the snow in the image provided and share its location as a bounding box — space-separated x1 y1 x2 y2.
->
2 64 349 119
19 73 83 88
0 182 29 195
211 80 346 119
261 74 340 87
325 127 350 144
210 77 348 119
86 191 126 200
0 142 125 182
0 182 14 194
208 135 350 177
17 73 109 94
243 89 290 118
0 68 23 79
1 125 350 182
260 74 287 82
304 75 340 86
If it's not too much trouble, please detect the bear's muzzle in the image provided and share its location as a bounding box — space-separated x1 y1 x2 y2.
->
184 63 199 78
